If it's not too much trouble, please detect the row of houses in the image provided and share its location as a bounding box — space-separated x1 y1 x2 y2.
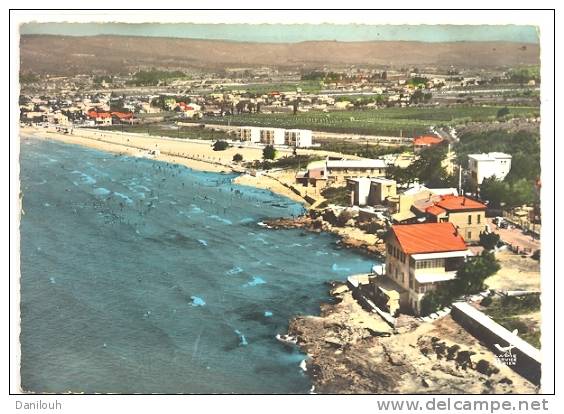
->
334 151 513 316
85 110 135 125
348 177 487 242
237 126 313 148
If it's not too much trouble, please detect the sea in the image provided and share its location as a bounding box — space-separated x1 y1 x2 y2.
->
19 136 378 394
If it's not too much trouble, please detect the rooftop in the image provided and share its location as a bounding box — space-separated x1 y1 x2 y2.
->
348 177 396 185
390 222 467 254
468 152 512 161
435 195 487 211
413 135 443 146
326 159 387 169
426 205 447 216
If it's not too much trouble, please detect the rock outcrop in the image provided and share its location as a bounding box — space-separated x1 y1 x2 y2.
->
288 284 538 394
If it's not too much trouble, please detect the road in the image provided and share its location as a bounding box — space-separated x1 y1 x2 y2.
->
487 218 540 254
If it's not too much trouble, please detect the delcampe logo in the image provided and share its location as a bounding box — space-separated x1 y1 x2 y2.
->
494 329 518 366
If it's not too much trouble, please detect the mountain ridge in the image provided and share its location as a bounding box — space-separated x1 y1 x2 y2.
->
20 34 540 75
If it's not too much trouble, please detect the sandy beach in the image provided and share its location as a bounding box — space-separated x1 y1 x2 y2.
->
20 126 316 204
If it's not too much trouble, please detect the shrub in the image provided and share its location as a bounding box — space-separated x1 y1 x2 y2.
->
213 140 230 151
336 210 355 227
420 292 443 316
480 231 500 250
452 251 500 296
262 145 276 160
420 290 452 316
320 186 350 206
480 296 493 307
232 153 243 162
497 107 510 118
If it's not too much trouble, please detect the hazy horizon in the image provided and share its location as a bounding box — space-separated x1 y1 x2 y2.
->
20 23 539 44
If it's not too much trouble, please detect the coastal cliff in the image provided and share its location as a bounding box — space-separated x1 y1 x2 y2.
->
288 283 538 394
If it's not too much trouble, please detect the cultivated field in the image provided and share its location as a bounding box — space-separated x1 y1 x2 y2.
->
196 106 539 136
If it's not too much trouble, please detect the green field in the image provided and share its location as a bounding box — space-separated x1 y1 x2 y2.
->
482 295 541 348
95 124 231 141
226 81 322 94
195 106 539 136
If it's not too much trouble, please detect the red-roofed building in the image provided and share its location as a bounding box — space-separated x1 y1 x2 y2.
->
111 111 133 120
111 111 134 124
425 195 487 242
176 102 202 119
425 204 447 218
86 110 112 125
381 222 471 314
413 135 443 151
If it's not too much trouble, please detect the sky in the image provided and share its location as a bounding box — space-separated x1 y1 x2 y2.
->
20 23 539 44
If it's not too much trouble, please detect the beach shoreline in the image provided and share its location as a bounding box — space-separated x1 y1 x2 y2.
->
20 126 309 204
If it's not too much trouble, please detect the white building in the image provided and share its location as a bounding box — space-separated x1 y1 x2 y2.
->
260 127 285 146
238 126 261 143
347 177 397 207
325 158 388 184
284 129 313 148
468 152 512 184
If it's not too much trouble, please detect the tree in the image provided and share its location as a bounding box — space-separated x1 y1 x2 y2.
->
497 107 510 118
232 153 243 162
480 176 508 208
235 101 247 114
481 176 537 209
213 140 230 151
509 178 537 206
451 251 500 296
420 291 450 316
262 145 276 160
398 144 455 187
479 232 501 250
421 251 500 315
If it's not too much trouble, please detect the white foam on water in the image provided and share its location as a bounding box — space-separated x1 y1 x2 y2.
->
114 192 134 204
331 263 351 272
136 185 151 192
197 239 208 247
93 187 111 196
190 296 206 307
226 266 243 276
190 204 203 214
208 215 233 225
244 276 266 287
71 170 97 185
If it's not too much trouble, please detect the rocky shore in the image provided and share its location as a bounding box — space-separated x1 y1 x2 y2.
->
264 208 387 257
288 283 538 394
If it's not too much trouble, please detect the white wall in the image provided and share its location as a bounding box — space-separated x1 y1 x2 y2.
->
469 155 512 184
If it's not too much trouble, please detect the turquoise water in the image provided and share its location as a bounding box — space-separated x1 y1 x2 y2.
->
19 137 377 394
21 22 539 43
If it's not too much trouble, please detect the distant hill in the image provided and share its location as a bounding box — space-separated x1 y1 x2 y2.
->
20 35 540 75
